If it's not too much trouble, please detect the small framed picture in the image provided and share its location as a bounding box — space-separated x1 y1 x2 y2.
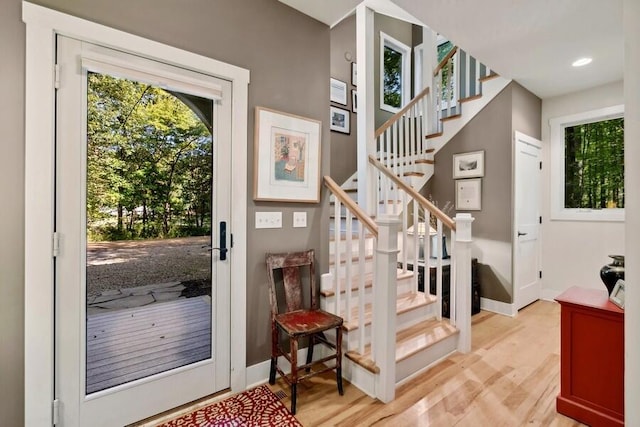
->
330 78 348 105
351 62 357 86
610 279 625 309
453 150 485 179
351 90 357 113
330 106 350 134
455 178 482 210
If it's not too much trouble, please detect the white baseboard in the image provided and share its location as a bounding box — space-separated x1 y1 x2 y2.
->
541 289 562 302
480 297 517 317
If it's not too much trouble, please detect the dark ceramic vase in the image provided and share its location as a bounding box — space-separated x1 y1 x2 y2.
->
600 255 625 295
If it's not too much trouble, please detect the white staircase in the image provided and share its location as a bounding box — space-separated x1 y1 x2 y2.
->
321 43 498 402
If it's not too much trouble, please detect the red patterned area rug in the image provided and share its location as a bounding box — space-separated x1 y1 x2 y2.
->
157 385 303 427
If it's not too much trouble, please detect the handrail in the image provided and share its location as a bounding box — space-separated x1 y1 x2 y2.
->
433 46 459 77
324 176 379 237
374 87 430 139
368 156 456 230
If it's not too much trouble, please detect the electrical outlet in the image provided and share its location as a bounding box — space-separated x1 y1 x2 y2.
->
255 212 282 229
293 212 307 228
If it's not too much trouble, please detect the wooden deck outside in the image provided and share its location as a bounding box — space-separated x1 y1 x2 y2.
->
86 296 212 394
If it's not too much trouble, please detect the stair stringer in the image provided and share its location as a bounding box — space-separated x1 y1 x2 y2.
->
429 76 511 155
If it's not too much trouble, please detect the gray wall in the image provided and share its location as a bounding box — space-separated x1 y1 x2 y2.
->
1 1 329 424
330 14 358 185
425 82 541 303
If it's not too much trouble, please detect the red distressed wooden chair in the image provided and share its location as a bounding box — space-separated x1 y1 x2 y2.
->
266 249 343 415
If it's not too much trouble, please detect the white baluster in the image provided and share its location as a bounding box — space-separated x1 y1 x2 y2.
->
334 200 341 316
436 218 443 320
358 221 366 354
345 210 353 323
401 191 408 274
412 200 419 292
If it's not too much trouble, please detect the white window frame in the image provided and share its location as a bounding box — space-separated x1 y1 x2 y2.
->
380 31 411 113
413 42 424 98
549 104 625 222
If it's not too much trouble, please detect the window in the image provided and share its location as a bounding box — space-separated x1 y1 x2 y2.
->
550 105 624 221
380 32 411 113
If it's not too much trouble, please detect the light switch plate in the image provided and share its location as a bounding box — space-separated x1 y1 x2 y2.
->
255 211 282 229
293 212 307 228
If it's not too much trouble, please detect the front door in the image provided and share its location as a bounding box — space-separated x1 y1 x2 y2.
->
514 131 542 310
55 36 231 426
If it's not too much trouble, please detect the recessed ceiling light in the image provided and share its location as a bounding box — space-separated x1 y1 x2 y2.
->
572 57 593 67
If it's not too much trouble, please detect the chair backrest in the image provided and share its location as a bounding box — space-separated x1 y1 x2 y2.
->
266 250 317 316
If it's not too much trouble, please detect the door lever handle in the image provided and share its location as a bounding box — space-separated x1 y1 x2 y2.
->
213 221 228 260
517 231 528 237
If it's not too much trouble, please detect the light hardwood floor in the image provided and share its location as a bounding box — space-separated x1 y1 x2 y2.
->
269 300 585 426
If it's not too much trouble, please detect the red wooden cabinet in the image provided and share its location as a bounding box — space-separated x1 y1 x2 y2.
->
555 287 624 426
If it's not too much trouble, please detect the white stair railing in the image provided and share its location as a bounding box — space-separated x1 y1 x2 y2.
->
431 46 495 135
375 87 431 218
370 156 458 322
324 176 378 355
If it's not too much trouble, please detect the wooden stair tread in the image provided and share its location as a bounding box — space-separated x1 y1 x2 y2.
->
415 159 435 165
425 132 443 139
321 269 413 298
329 232 375 242
345 318 458 372
329 253 374 265
403 171 425 177
341 291 436 332
320 271 374 298
345 351 379 374
478 73 499 82
441 113 462 122
395 319 459 362
460 94 482 103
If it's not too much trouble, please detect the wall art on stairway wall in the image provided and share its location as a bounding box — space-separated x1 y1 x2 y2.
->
453 150 485 179
330 78 348 105
330 106 350 134
254 107 321 203
455 178 482 210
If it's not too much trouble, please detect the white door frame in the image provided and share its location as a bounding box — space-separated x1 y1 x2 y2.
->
512 130 542 310
23 3 249 425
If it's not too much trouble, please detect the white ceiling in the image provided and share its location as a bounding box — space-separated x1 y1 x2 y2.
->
278 0 624 99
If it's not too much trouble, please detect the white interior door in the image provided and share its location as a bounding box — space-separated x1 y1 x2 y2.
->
514 131 542 310
55 36 231 426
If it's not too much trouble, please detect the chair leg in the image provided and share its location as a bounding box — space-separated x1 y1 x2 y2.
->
291 383 297 415
336 327 344 395
269 357 277 385
290 336 299 415
305 335 314 373
270 323 279 385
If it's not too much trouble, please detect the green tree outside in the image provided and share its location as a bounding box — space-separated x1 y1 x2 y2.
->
87 73 213 241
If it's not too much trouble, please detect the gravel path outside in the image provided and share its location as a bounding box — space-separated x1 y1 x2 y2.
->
87 236 211 297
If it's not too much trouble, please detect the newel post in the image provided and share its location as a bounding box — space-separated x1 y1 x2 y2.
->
454 213 474 353
373 215 400 403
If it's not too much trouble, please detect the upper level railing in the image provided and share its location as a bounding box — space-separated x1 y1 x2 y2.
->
431 46 495 135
